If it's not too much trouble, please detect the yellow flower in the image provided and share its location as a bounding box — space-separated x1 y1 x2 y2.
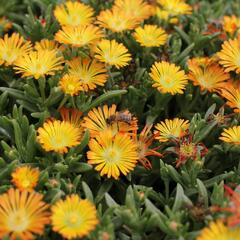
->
220 82 240 112
133 24 168 47
67 57 107 91
113 0 155 22
82 104 138 138
219 126 240 144
97 8 139 33
217 38 240 73
11 166 40 192
51 194 98 239
55 25 103 48
59 74 83 96
0 33 32 66
196 221 240 240
94 39 131 69
149 61 188 95
54 1 94 27
223 15 240 35
14 49 64 79
188 57 230 92
157 0 192 16
34 39 64 53
154 118 189 142
87 131 138 179
156 8 179 24
0 188 50 240
37 119 83 153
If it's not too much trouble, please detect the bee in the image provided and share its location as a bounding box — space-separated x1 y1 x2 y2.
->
106 111 132 125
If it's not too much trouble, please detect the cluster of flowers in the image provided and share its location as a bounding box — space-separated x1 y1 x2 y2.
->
0 0 240 239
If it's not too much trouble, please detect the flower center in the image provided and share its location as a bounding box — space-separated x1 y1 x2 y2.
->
7 210 29 232
51 135 67 148
22 179 30 188
104 147 120 163
65 213 82 227
180 143 195 157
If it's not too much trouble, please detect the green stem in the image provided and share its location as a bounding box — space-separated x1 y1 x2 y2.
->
71 96 76 109
38 76 46 103
58 95 69 110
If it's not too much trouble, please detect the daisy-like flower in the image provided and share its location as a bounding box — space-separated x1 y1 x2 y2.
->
67 57 107 91
87 131 138 179
55 25 103 48
94 39 131 69
113 0 155 22
217 37 240 73
133 124 162 169
59 74 83 96
14 49 64 79
219 126 240 144
223 15 240 35
156 8 179 24
149 61 188 95
154 118 189 142
11 166 40 192
97 8 139 33
34 39 64 53
51 194 98 239
196 221 240 240
157 0 192 16
83 104 138 138
0 188 50 240
187 57 230 92
0 33 32 66
133 24 168 48
37 119 83 153
220 82 240 112
54 1 94 27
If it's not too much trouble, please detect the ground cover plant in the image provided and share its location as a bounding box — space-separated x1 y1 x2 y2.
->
0 0 240 239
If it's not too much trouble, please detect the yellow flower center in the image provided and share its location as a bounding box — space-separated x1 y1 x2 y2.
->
51 135 67 148
22 179 30 188
7 210 29 232
180 143 194 157
65 213 82 227
104 147 120 163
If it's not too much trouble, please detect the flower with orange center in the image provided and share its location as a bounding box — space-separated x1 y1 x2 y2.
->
59 74 83 96
219 126 240 144
0 33 32 66
82 104 138 138
37 119 83 153
187 57 230 92
113 0 155 22
149 61 188 95
97 8 139 33
220 82 240 113
133 124 162 169
54 1 94 27
67 57 107 91
217 37 240 73
11 166 40 192
51 194 98 239
154 118 189 142
87 131 138 179
14 49 64 79
0 188 50 240
94 39 131 69
133 24 168 48
55 25 103 48
223 15 240 35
